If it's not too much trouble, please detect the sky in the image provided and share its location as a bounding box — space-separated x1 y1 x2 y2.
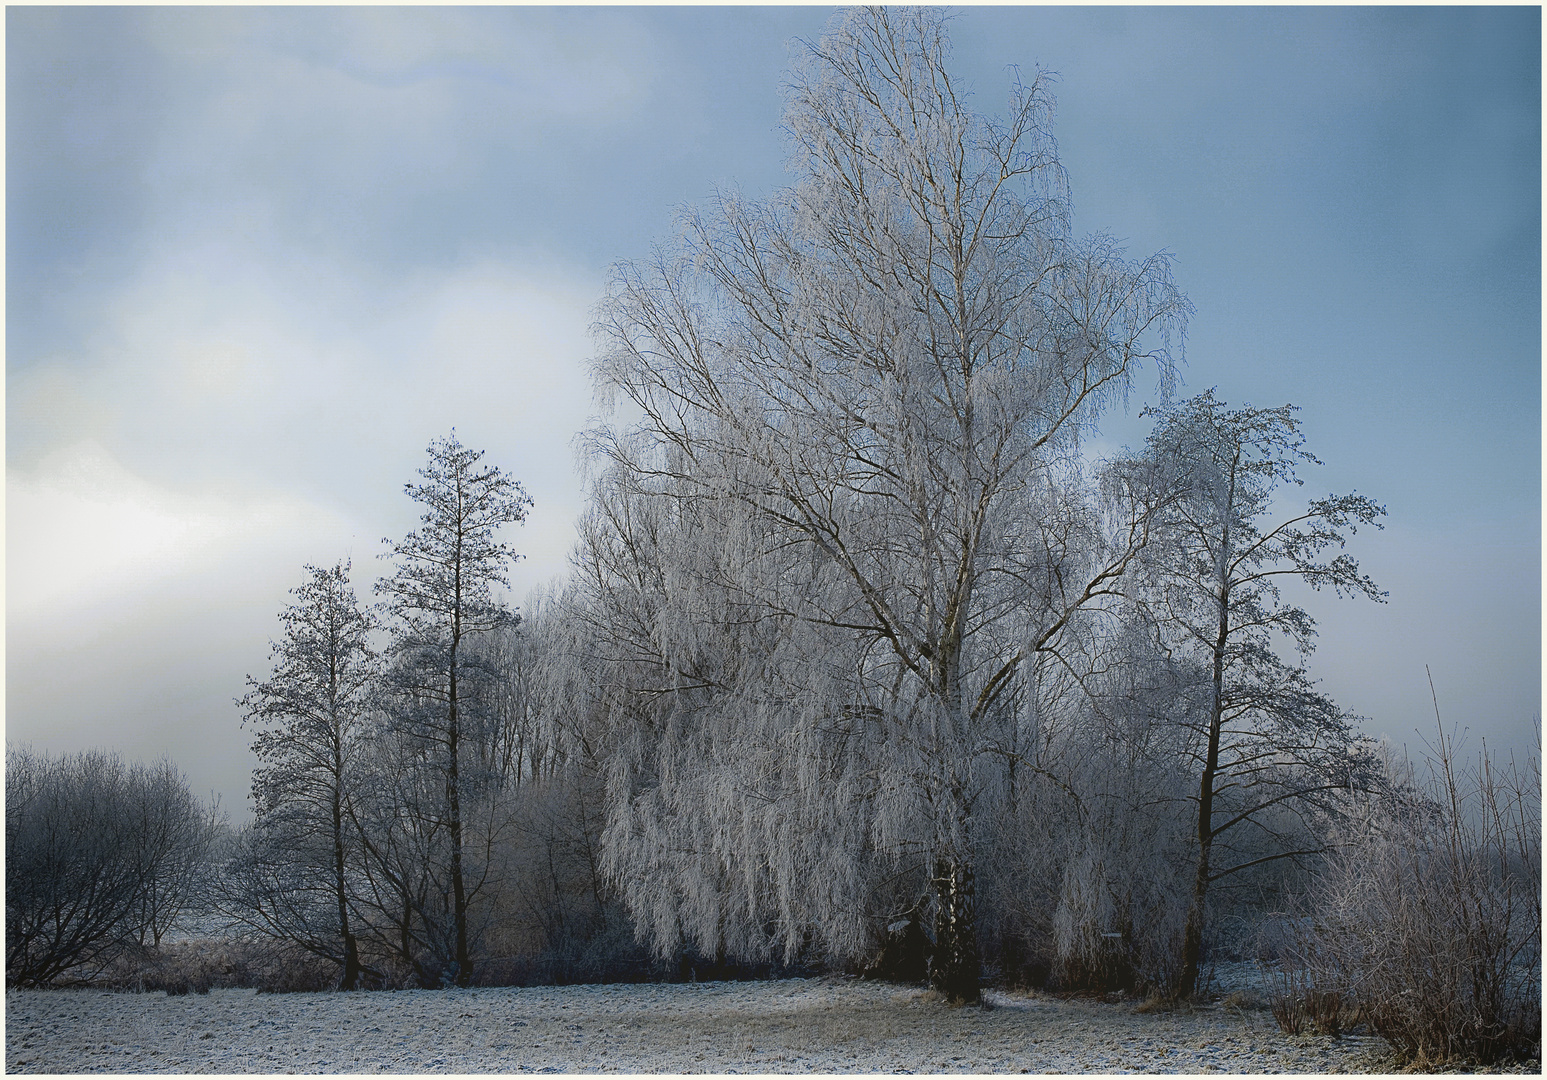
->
7 5 1540 821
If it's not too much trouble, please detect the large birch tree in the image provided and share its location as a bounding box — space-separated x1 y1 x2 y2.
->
589 6 1187 1002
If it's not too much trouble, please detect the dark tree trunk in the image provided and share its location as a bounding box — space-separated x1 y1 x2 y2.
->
1180 641 1225 997
447 684 470 988
332 791 359 990
1182 490 1234 1000
339 932 361 991
447 602 471 988
1180 698 1221 997
330 697 360 992
1180 840 1211 998
930 858 981 1004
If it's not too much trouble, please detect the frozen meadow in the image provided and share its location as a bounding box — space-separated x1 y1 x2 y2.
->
6 975 1405 1074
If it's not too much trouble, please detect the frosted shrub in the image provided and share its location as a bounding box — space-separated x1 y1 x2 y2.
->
1286 723 1540 1065
1052 848 1188 994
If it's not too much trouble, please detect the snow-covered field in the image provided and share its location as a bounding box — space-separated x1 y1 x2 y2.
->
7 975 1407 1074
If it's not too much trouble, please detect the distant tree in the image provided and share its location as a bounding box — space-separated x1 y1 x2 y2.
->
236 560 377 988
6 748 214 987
1117 390 1387 996
375 432 531 987
589 6 1187 1002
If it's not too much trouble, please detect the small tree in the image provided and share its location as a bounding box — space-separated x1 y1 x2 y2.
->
376 432 531 987
1120 390 1386 996
238 560 377 989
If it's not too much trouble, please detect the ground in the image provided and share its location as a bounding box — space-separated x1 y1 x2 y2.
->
5 975 1421 1074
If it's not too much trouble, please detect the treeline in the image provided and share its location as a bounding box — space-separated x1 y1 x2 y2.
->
5 8 1537 1067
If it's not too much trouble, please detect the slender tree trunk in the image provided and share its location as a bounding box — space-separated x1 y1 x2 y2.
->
930 856 980 1004
447 658 470 987
1182 460 1236 998
399 890 431 988
1180 598 1227 998
332 789 360 990
332 806 360 989
328 646 362 992
447 517 473 989
1180 736 1217 998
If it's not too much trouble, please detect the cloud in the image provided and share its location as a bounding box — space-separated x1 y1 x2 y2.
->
6 7 645 817
6 441 352 622
9 242 597 571
135 7 660 162
5 439 367 817
7 3 1536 823
8 6 674 374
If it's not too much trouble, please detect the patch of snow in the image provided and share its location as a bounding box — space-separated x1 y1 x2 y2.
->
7 976 1403 1073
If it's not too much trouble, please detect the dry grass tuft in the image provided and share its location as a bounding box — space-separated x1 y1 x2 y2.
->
1219 989 1265 1013
1134 990 1182 1014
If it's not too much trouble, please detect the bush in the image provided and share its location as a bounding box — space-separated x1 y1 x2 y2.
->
1280 714 1540 1066
6 748 219 987
473 904 665 987
95 938 338 994
1264 961 1360 1036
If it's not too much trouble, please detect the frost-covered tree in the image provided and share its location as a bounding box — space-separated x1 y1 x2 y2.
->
376 432 531 987
237 560 376 988
1118 390 1387 996
589 6 1187 1002
7 748 216 987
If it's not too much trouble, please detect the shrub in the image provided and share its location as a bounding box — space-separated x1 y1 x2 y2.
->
1281 710 1540 1066
6 748 219 987
1265 961 1360 1037
94 937 337 994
